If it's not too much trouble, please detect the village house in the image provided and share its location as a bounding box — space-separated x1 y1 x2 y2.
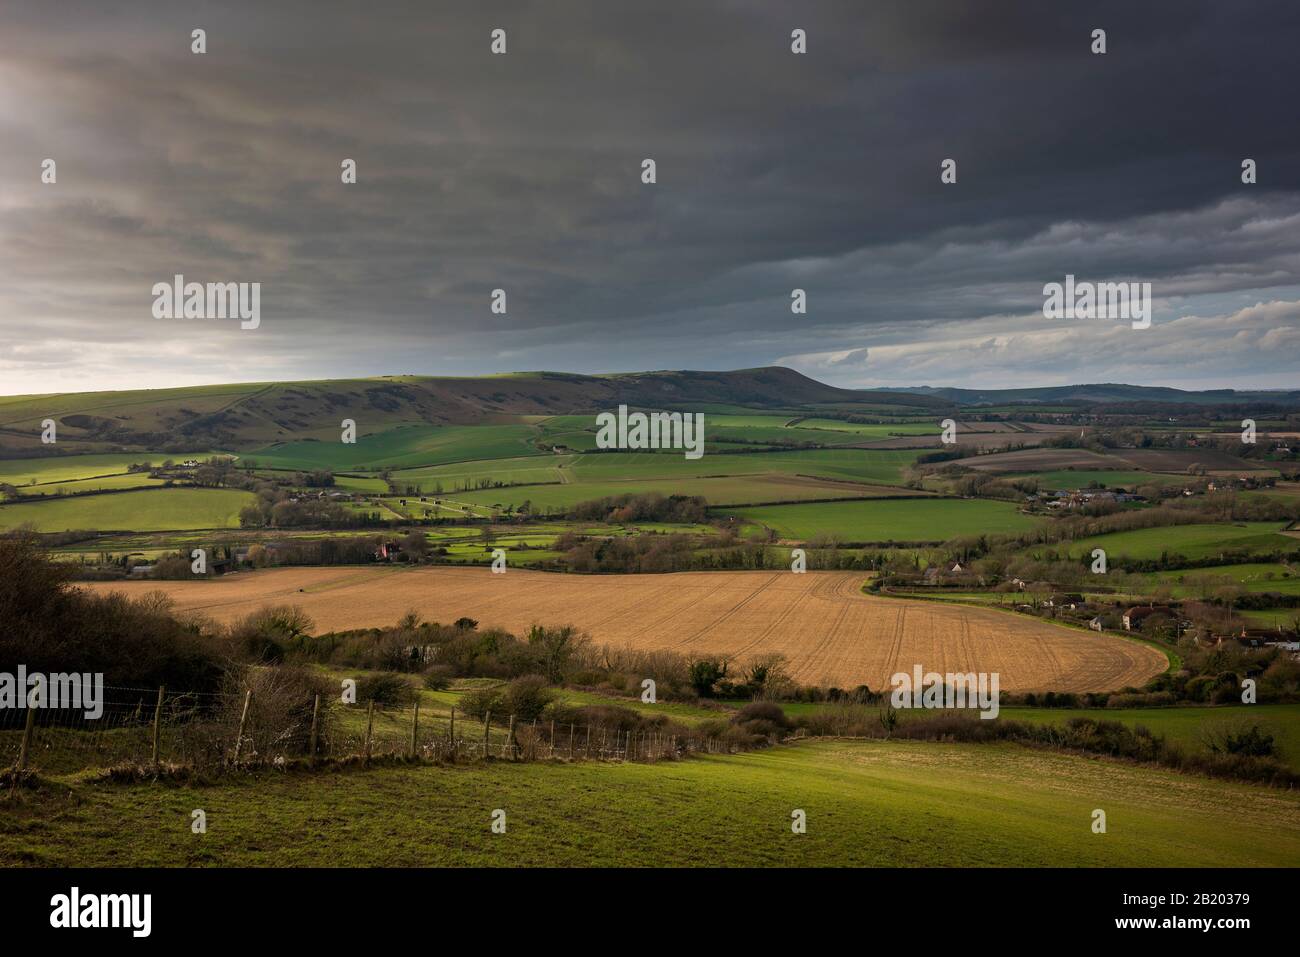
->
374 540 403 561
1122 605 1174 631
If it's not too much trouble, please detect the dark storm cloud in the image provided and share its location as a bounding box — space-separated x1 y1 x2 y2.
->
0 0 1297 392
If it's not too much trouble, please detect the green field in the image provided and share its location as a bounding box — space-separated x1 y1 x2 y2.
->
5 740 1294 866
330 474 391 493
762 701 1300 771
567 448 920 486
537 413 937 450
1135 562 1300 597
719 498 1039 542
458 474 912 512
1022 470 1187 490
1064 523 1296 561
245 424 541 471
13 473 168 496
1243 607 1300 628
0 487 255 532
388 454 573 492
0 452 221 487
999 704 1300 771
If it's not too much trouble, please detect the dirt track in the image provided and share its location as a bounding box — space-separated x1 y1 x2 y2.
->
82 567 1167 692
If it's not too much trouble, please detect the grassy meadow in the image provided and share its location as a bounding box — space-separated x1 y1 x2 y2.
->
5 740 1295 867
1063 523 1296 561
718 498 1040 541
0 487 254 532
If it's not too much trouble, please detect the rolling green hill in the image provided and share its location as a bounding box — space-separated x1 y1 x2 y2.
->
0 368 948 456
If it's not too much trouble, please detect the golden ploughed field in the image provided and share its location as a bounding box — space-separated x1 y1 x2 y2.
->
82 568 1167 692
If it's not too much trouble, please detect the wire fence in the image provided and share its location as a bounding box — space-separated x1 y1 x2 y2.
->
1 685 733 776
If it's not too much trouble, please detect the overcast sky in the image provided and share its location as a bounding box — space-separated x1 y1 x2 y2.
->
1 0 1298 396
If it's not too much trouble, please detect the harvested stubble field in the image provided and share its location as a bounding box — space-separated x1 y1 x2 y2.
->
83 568 1167 692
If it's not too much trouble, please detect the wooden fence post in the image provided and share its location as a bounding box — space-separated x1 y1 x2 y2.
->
16 702 36 772
568 722 575 759
549 719 556 759
585 724 591 759
363 700 374 762
507 714 515 761
150 686 165 767
309 693 320 762
483 710 491 759
410 700 420 759
232 689 252 764
449 705 456 758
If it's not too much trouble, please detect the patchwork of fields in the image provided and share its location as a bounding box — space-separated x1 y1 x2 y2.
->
82 567 1168 691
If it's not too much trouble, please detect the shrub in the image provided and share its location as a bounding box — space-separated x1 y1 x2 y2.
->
355 672 419 708
733 701 793 735
689 658 728 697
0 532 227 693
1201 722 1277 758
221 665 336 761
228 605 315 662
421 665 454 690
499 675 555 721
458 685 504 719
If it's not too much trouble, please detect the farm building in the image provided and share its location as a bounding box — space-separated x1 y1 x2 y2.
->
1122 605 1174 631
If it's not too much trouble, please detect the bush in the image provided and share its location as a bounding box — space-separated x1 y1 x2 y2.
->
1202 722 1277 758
354 672 419 708
458 685 504 719
0 532 228 693
1105 691 1175 708
421 665 454 691
733 701 793 736
222 665 336 761
499 675 555 721
228 605 315 662
689 658 728 697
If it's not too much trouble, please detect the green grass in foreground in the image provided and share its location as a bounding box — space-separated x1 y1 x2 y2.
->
720 498 1039 541
4 741 1295 866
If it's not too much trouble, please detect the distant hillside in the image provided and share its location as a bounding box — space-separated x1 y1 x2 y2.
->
896 383 1300 407
0 367 942 455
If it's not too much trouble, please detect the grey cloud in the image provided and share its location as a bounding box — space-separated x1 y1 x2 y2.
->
0 0 1297 394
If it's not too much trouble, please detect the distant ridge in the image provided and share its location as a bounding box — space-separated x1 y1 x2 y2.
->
2 368 1296 456
893 383 1300 406
0 367 941 454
